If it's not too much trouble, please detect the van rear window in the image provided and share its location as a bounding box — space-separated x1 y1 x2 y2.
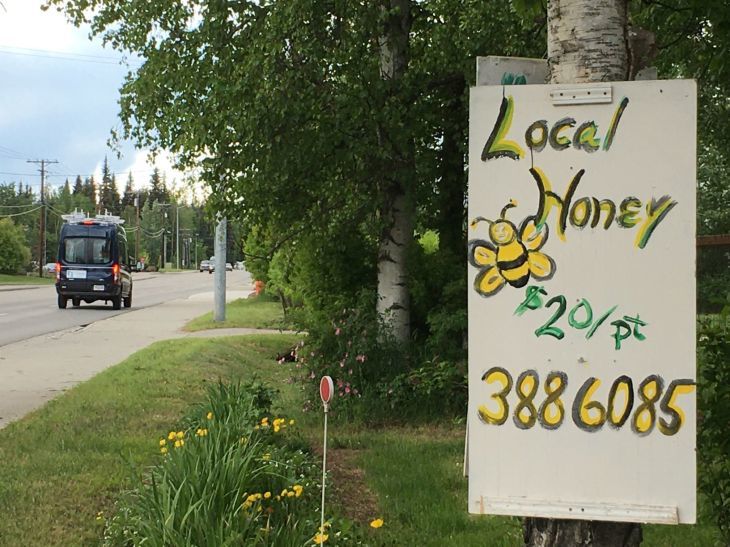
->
64 237 111 264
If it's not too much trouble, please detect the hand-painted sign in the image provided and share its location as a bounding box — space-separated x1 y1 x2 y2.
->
467 80 696 524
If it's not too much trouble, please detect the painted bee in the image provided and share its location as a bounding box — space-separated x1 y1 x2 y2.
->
468 200 556 297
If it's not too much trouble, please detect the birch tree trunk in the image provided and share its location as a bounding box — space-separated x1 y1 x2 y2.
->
524 1 641 545
376 0 413 343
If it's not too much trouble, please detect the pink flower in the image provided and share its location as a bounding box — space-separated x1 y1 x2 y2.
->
355 354 366 363
345 386 351 394
348 369 353 375
339 360 345 368
309 371 316 379
335 328 341 336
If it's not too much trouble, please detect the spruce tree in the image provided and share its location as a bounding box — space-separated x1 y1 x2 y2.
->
121 173 135 210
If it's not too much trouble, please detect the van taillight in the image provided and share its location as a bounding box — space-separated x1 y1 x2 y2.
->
112 263 120 283
55 262 61 281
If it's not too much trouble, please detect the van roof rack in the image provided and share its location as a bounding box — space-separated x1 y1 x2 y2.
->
61 209 125 225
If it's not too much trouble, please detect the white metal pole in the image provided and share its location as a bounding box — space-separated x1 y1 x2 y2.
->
320 402 329 538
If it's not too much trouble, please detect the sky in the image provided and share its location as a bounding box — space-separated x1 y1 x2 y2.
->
0 0 189 199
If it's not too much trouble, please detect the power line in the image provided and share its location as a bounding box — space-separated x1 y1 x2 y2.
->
0 44 142 67
0 205 42 218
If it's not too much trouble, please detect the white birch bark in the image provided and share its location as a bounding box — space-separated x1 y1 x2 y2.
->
547 0 629 83
376 0 413 343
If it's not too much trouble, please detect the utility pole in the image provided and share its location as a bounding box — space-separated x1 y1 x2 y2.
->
176 205 180 270
214 215 227 322
27 159 58 277
135 191 140 264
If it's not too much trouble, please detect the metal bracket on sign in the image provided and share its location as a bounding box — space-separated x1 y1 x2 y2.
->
550 85 612 106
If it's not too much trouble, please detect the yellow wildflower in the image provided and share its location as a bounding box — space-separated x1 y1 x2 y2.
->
261 417 269 426
293 484 303 497
96 511 104 521
370 518 384 529
287 491 295 498
160 447 168 455
289 419 295 426
206 411 214 420
159 439 166 446
176 431 184 440
167 431 176 441
313 533 328 544
174 440 182 448
264 492 271 499
281 488 288 497
262 453 271 461
273 424 281 433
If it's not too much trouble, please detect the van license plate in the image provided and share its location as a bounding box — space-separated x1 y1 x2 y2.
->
67 270 86 280
93 285 104 291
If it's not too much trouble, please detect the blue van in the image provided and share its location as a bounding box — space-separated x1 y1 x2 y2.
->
55 212 133 310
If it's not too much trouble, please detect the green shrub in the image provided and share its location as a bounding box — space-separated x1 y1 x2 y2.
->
0 218 31 274
382 358 467 419
697 314 730 541
296 292 408 421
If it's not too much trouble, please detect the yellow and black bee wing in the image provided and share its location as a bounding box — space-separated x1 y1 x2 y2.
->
519 216 548 251
468 239 505 297
527 251 556 280
518 217 556 281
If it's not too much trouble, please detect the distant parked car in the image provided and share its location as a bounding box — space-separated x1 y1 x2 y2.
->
44 262 56 274
225 262 233 271
234 261 244 270
199 260 210 272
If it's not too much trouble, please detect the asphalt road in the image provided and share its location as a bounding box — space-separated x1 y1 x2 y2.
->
0 269 252 347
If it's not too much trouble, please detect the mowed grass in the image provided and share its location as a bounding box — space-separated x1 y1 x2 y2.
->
301 421 723 547
184 295 295 331
0 273 54 285
0 334 298 547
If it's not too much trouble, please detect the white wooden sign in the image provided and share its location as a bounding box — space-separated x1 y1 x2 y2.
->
467 80 696 524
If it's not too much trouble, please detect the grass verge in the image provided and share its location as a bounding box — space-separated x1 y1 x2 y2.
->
0 273 54 285
293 416 724 547
0 334 298 546
184 294 295 331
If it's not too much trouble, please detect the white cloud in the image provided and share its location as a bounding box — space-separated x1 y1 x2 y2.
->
0 1 85 53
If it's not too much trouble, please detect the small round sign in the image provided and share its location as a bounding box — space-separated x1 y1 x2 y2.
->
319 375 334 405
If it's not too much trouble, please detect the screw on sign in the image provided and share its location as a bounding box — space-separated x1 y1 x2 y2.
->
320 375 334 406
319 375 334 540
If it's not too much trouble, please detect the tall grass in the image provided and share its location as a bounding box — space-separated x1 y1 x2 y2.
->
102 381 329 546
